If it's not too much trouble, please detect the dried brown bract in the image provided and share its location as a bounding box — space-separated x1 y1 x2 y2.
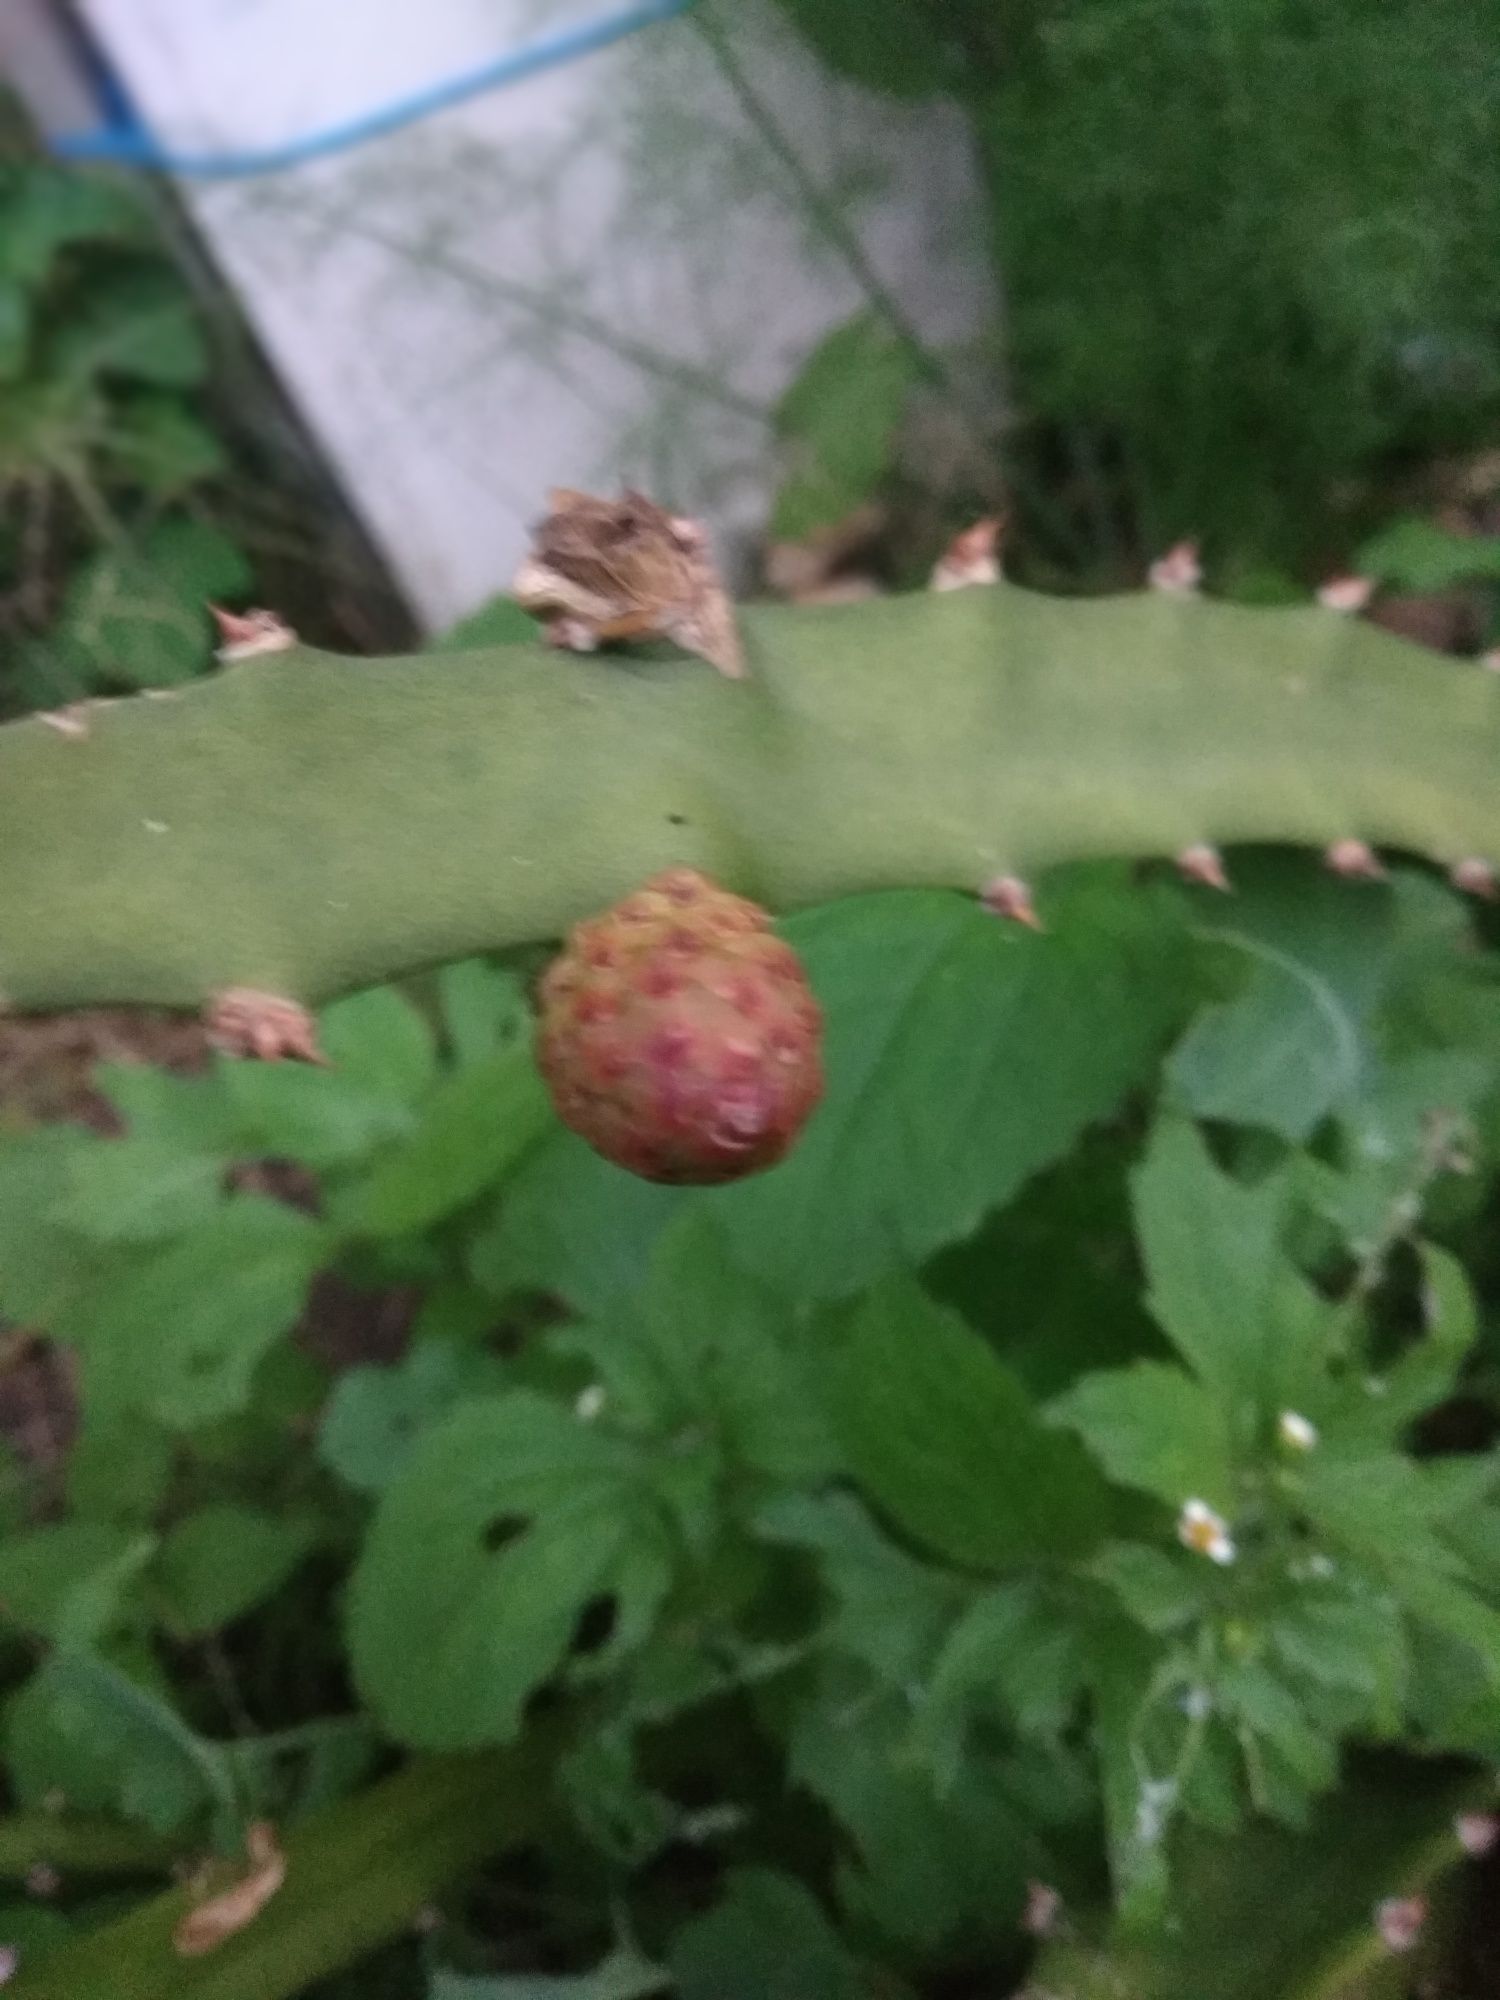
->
174 1821 286 1958
513 489 744 679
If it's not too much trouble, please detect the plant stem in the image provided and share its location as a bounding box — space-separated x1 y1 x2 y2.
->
9 1739 556 2000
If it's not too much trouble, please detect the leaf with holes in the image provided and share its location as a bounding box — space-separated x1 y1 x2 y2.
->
347 1392 674 1748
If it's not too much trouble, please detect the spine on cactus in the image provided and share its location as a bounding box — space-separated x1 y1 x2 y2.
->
0 580 1496 1019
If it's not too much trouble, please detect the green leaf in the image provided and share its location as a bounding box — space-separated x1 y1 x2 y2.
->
49 268 207 386
756 1491 964 1686
96 1064 243 1153
431 1950 670 2000
1166 854 1394 1140
0 1523 154 1647
1357 514 1500 591
821 1275 1108 1570
709 877 1187 1300
0 277 28 377
220 1057 409 1172
920 1582 1087 1761
772 312 919 538
34 1651 237 1835
628 1215 839 1482
767 0 952 96
63 1197 327 1429
788 1690 1030 1950
347 1392 673 1748
337 1047 552 1237
1051 1363 1235 1514
469 1129 685 1315
0 171 149 285
152 1504 317 1637
319 987 437 1105
1087 1542 1207 1635
427 596 540 652
0 1126 101 1322
1131 1118 1291 1417
67 1415 175 1526
318 1339 507 1493
53 1134 224 1242
437 959 529 1068
669 1869 870 2000
104 394 226 495
53 518 250 690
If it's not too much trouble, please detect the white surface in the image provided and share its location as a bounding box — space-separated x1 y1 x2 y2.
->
74 0 989 626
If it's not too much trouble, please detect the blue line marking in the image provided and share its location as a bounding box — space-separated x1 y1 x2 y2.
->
52 0 697 179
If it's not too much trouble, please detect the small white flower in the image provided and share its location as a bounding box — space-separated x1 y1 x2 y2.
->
1316 574 1375 613
1278 1410 1319 1452
574 1384 606 1422
0 1947 16 1986
1179 1685 1213 1722
1178 1498 1236 1565
1148 540 1202 595
1306 1552 1337 1581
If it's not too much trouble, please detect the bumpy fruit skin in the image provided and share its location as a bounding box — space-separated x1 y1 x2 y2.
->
537 869 824 1184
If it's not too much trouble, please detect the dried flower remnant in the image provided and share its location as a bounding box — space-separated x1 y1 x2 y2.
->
174 1822 286 1958
513 489 744 678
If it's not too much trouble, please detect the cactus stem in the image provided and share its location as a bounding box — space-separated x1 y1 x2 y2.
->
1177 843 1232 892
1324 839 1387 882
980 876 1043 930
1450 858 1499 901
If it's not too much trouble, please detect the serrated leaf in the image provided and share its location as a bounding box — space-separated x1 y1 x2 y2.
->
1087 1542 1207 1635
0 1523 154 1647
50 268 207 386
53 518 250 690
1167 854 1394 1139
104 394 225 495
318 1338 507 1493
96 1064 243 1153
756 1491 963 1686
36 1651 237 1835
0 170 149 284
670 1869 868 2000
1357 514 1500 591
153 1504 317 1637
348 1392 673 1748
469 1128 685 1315
219 1057 408 1171
1051 1362 1235 1514
318 986 438 1104
1131 1118 1291 1418
338 1046 553 1237
628 1216 839 1482
0 1126 102 1322
772 312 919 537
62 1197 327 1429
821 1275 1108 1570
709 877 1187 1300
53 1134 224 1242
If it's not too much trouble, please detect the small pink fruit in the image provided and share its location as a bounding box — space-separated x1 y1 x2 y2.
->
537 869 823 1184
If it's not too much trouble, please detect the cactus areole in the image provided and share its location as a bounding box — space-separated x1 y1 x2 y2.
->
537 869 823 1183
0 583 1496 1016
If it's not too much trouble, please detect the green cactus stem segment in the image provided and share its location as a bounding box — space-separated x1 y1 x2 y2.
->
1 585 1496 1011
